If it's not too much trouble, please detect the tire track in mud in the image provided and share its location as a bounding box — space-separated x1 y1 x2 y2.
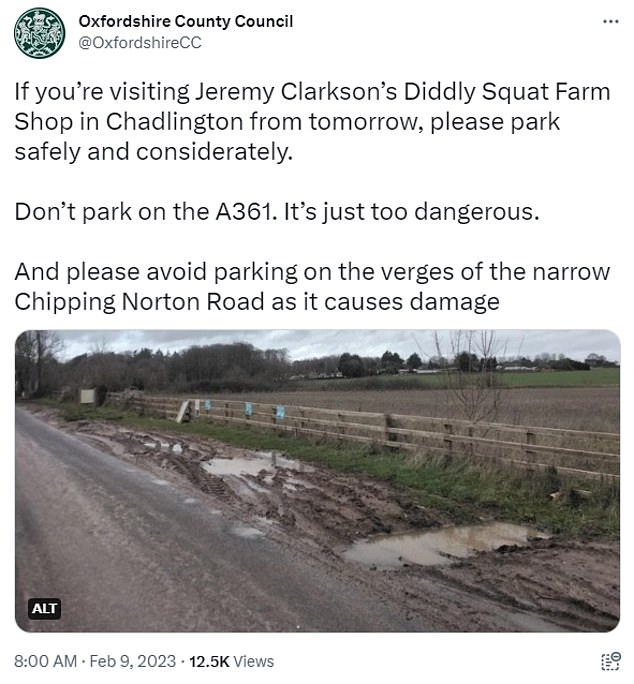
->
24 406 620 632
423 539 619 631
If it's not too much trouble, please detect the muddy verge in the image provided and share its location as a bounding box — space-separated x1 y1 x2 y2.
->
24 406 619 632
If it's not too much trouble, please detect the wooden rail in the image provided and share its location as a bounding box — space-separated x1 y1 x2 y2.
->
108 392 620 481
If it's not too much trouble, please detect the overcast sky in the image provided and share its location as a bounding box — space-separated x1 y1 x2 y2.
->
50 329 620 363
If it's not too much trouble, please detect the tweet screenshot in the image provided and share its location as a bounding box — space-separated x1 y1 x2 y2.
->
3 1 630 681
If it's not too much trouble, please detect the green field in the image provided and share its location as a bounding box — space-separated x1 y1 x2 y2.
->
496 367 619 387
289 368 619 392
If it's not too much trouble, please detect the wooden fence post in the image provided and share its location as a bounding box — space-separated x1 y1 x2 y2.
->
443 422 453 454
384 414 396 444
467 424 474 457
525 430 536 459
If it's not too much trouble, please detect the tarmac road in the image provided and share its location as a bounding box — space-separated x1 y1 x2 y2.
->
15 407 431 632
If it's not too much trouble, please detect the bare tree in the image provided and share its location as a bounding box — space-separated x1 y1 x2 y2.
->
432 330 506 424
15 330 63 397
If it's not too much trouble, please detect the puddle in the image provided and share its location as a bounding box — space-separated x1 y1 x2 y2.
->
342 522 548 568
138 436 182 454
231 525 265 540
203 451 314 477
244 480 269 494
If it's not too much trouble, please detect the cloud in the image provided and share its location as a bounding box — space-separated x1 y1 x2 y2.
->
51 329 620 363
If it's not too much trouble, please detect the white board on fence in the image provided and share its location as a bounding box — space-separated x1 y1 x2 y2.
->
79 389 95 404
176 400 190 423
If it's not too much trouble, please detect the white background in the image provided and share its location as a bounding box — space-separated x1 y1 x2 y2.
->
2 2 631 681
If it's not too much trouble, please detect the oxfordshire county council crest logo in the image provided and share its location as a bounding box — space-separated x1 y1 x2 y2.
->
15 8 65 58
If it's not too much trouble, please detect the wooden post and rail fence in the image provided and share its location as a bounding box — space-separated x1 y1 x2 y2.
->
107 392 620 481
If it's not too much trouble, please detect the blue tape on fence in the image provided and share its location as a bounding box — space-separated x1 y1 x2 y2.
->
245 402 253 416
204 399 211 411
276 405 285 419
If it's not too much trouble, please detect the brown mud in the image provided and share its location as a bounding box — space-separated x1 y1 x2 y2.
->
25 406 619 632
